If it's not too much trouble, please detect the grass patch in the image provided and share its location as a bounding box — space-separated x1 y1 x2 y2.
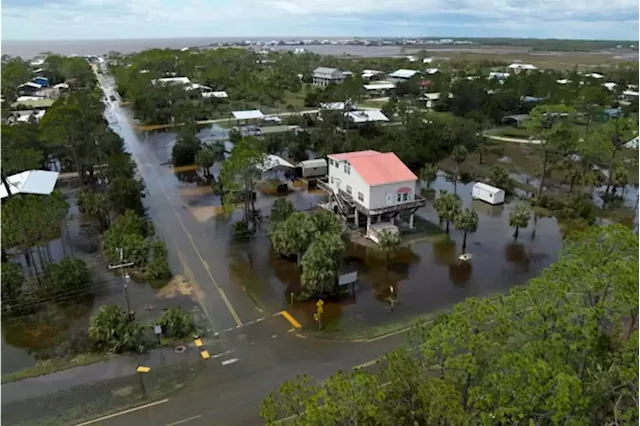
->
1 353 113 383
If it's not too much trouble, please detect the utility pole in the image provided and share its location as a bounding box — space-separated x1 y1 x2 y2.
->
108 247 134 318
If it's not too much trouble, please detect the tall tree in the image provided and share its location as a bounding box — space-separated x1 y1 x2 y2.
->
451 144 467 195
433 190 461 233
420 163 438 190
453 208 479 252
300 232 345 298
508 205 531 240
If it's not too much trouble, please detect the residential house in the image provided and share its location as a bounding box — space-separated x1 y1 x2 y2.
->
151 77 191 86
418 92 452 109
318 150 425 240
18 82 42 95
33 76 49 87
502 114 530 127
388 69 420 83
507 63 537 73
345 110 389 125
363 82 395 96
603 82 617 91
312 67 345 87
361 69 383 81
621 90 639 102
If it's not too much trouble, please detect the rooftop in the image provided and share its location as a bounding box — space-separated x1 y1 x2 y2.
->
474 182 504 194
152 77 191 86
0 170 59 199
12 98 56 109
328 151 417 186
346 109 389 123
313 67 340 75
231 109 264 120
388 69 420 79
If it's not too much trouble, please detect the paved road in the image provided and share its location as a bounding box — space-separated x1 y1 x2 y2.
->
90 67 408 425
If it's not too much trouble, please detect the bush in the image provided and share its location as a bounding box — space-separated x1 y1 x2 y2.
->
89 305 146 353
1 262 24 312
233 221 252 239
145 240 172 280
43 256 90 299
158 307 195 339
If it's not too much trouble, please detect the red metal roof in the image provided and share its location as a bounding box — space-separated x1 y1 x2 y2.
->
328 151 417 186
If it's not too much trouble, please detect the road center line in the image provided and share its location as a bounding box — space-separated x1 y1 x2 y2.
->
221 358 239 366
74 399 170 426
166 414 203 426
133 128 243 327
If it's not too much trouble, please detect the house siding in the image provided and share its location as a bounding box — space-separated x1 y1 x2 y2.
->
328 157 418 211
328 158 370 206
369 181 417 210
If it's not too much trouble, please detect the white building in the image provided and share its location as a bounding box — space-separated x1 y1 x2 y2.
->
388 69 420 83
312 67 345 87
319 150 425 236
507 63 537 73
151 76 191 86
361 69 383 80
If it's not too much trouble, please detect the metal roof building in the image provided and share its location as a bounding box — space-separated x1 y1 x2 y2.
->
0 170 59 199
231 110 264 120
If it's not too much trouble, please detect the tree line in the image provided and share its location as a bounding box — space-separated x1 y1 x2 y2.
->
1 56 171 324
261 224 639 425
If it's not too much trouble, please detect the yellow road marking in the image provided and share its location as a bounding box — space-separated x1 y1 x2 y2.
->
140 147 243 327
279 311 302 328
194 338 203 347
74 399 170 425
200 350 211 359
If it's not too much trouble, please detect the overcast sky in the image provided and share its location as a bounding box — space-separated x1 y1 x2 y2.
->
2 0 639 41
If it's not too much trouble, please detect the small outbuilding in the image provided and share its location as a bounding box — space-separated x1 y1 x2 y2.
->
472 182 505 205
299 159 327 178
367 222 400 244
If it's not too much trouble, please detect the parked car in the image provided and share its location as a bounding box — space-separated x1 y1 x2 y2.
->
109 95 116 102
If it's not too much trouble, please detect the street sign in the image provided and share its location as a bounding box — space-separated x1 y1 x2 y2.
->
338 271 358 286
154 325 162 335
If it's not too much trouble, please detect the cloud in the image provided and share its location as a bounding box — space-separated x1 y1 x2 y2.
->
1 0 638 40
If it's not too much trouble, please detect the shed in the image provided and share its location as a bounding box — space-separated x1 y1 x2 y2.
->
472 182 505 205
299 159 327 178
256 155 295 172
367 222 399 244
231 109 264 120
345 109 389 124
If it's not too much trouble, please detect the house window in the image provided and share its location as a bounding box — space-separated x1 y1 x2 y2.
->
397 193 402 203
334 160 339 168
357 192 364 202
330 177 334 184
402 193 409 202
344 163 350 174
346 185 352 194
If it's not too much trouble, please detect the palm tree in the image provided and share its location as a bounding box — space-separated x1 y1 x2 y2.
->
508 205 531 240
420 163 438 190
377 229 402 268
451 145 467 195
433 190 461 233
453 208 478 252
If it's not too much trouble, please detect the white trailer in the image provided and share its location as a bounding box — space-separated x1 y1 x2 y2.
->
299 159 328 178
472 182 505 205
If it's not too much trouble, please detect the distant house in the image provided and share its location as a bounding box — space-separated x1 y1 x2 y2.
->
621 90 639 102
424 68 439 75
363 82 395 95
594 108 622 122
12 109 46 124
507 63 537 73
488 72 510 81
556 79 571 85
151 77 191 86
312 67 345 87
33 76 49 87
418 92 452 109
318 150 425 239
361 69 383 81
12 97 55 110
584 72 604 79
388 69 420 83
603 82 617 91
502 114 530 128
345 109 389 125
18 82 42 95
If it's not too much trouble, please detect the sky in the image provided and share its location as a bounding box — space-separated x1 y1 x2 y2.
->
2 0 639 41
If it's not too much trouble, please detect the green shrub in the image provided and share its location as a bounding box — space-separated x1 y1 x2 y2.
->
158 307 195 339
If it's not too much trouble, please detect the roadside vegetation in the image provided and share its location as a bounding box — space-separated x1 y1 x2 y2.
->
261 224 639 425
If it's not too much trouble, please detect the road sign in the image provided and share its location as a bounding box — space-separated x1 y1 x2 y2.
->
154 325 162 335
136 366 151 373
338 271 358 286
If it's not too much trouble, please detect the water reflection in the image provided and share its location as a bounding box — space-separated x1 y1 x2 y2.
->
433 237 457 266
448 262 473 287
504 242 532 272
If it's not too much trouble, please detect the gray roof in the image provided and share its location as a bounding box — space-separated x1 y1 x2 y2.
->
313 67 340 74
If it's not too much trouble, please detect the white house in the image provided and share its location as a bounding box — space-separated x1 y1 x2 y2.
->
319 150 425 236
507 63 537 73
312 67 345 87
151 76 191 86
388 69 420 83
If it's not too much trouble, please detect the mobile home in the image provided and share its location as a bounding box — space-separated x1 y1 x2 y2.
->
472 182 505 205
